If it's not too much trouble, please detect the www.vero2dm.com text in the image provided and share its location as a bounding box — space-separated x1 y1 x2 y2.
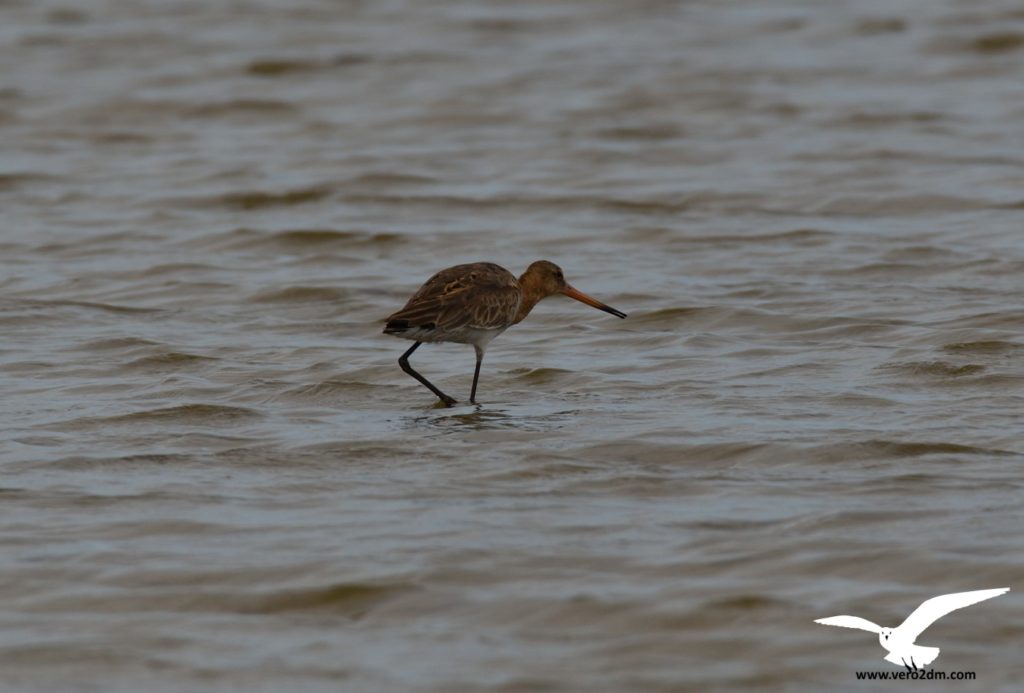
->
855 670 976 681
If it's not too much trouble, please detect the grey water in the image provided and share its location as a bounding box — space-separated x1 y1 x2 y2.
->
2 0 1023 690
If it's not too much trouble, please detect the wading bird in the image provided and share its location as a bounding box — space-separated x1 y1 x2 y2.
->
384 261 626 406
815 587 1009 670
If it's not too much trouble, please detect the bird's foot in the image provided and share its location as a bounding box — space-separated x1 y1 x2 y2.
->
438 395 458 407
901 658 920 673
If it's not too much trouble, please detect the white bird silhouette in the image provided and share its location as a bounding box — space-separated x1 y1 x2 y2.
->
815 588 1009 669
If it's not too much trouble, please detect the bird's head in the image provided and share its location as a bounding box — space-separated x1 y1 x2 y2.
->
520 260 627 319
879 628 893 645
521 260 568 297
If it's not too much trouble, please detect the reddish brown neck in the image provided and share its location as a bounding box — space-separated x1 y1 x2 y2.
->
513 271 548 324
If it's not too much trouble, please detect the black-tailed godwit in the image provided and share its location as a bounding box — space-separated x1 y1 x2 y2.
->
384 260 626 406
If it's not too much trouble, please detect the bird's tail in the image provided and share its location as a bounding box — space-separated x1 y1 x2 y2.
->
383 319 410 334
383 319 438 341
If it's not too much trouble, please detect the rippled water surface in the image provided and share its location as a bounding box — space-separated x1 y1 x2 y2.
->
2 0 1023 690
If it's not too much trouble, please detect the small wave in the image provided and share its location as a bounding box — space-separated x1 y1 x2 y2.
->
812 440 1015 461
214 186 333 210
278 380 376 403
508 367 577 383
622 227 833 246
881 245 958 261
245 58 324 77
340 192 702 215
704 594 793 611
879 360 987 378
829 261 955 277
44 453 196 469
346 172 436 186
20 299 159 315
267 228 401 246
0 360 57 373
184 99 298 118
411 404 576 432
0 172 58 190
243 582 412 615
330 52 373 67
831 110 944 128
569 440 784 466
811 193 992 215
463 16 565 32
71 337 161 351
248 286 352 303
21 581 413 618
854 17 907 35
937 311 1024 330
123 352 218 370
625 306 720 327
135 262 223 275
717 228 833 245
941 340 1022 354
195 227 403 251
970 32 1024 54
90 131 152 144
479 459 600 482
593 123 685 141
105 404 261 425
46 8 88 24
245 53 370 76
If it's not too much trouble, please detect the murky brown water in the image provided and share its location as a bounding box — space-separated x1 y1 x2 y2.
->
3 0 1023 690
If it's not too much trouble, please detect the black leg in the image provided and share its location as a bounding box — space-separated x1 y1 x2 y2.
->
398 342 457 407
470 349 484 404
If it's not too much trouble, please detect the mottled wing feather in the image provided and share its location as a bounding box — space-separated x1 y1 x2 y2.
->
438 284 520 331
386 262 520 331
385 295 446 327
457 285 520 329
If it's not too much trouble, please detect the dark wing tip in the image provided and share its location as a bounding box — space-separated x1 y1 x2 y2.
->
384 319 438 335
383 319 409 334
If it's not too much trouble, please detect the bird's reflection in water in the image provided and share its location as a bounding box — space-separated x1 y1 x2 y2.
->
409 402 578 432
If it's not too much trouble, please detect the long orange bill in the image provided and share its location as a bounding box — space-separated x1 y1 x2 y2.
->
561 285 627 319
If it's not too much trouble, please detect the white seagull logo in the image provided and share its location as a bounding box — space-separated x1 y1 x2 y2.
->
815 587 1009 670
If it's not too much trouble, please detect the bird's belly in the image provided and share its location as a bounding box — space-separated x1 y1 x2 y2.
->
883 643 940 666
392 326 445 342
385 323 507 347
442 326 507 348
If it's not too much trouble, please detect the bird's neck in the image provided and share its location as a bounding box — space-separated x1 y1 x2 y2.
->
513 272 546 324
